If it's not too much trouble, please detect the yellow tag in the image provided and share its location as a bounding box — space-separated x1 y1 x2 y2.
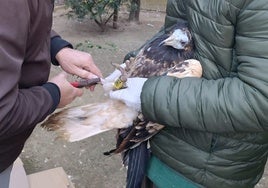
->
113 78 124 90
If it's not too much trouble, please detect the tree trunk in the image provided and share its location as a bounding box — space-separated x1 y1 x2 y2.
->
113 6 119 29
129 0 140 22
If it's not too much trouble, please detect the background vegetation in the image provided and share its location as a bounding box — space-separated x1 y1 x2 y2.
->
65 0 141 31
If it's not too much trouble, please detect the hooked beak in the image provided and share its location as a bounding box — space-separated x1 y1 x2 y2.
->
162 35 176 46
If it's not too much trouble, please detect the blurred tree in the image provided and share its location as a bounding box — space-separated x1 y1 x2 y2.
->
128 0 140 22
65 0 123 31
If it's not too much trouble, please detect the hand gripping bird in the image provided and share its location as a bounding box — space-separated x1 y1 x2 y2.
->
41 21 202 187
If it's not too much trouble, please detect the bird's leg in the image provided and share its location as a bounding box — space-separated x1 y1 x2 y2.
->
111 62 128 90
109 57 136 90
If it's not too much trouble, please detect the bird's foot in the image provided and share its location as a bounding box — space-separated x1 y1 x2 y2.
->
111 62 129 90
124 57 135 72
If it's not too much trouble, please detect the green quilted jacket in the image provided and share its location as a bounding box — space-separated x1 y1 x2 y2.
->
140 0 268 187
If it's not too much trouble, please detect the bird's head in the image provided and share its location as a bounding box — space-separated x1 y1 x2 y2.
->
162 25 192 51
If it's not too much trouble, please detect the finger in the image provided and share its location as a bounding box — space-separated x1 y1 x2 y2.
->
59 71 68 78
84 84 96 91
87 72 100 79
84 63 103 78
76 88 84 97
71 66 96 79
89 85 95 91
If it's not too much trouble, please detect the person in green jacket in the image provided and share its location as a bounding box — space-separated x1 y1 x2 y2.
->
110 0 268 187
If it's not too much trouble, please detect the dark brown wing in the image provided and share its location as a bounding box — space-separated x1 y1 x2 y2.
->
128 33 194 78
103 114 164 155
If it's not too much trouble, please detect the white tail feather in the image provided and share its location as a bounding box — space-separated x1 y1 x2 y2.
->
41 100 138 142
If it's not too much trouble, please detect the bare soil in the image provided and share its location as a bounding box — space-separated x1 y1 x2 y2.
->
19 6 268 188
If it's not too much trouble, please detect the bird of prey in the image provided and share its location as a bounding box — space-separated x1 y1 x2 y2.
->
41 21 202 186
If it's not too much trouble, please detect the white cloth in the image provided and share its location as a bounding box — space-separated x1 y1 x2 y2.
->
109 77 147 111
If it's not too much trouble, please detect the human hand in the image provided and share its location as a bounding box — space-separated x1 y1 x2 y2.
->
49 72 83 108
56 48 103 91
109 77 147 111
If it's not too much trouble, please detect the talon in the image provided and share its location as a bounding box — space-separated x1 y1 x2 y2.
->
111 62 126 75
129 57 135 63
125 60 131 72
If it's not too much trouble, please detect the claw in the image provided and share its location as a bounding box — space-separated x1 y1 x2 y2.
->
124 60 131 72
111 62 126 75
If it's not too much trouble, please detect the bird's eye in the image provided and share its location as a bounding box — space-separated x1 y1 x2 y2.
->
181 41 186 46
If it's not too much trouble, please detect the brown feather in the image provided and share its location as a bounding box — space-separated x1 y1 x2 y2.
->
41 22 202 156
104 22 202 156
41 100 138 142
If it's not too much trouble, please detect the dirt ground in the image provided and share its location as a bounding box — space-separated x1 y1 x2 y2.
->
19 5 268 188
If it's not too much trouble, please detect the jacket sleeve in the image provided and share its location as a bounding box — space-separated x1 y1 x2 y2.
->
163 0 187 29
141 3 268 133
0 2 59 137
50 30 73 65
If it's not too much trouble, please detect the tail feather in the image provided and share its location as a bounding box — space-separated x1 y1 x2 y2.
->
126 141 150 188
41 100 138 142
